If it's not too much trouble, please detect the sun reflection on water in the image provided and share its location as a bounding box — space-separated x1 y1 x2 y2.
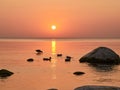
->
51 40 57 79
52 40 56 55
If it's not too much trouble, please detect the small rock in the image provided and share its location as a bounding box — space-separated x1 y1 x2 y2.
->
0 69 14 78
27 58 34 62
36 49 43 53
73 71 85 76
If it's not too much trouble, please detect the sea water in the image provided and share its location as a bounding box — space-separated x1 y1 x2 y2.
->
0 39 120 90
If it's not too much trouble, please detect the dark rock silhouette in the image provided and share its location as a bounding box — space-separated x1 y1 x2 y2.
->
57 54 62 57
0 69 14 78
74 85 120 90
43 57 51 61
27 58 34 62
79 47 120 64
73 71 85 76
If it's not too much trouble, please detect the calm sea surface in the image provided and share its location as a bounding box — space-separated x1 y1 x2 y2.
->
0 39 120 90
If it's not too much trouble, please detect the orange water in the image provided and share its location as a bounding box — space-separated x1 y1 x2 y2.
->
0 39 120 90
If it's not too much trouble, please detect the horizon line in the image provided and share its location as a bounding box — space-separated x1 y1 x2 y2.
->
0 37 120 40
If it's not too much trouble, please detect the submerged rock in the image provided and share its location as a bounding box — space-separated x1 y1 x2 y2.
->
79 47 120 64
74 85 120 90
73 71 85 76
88 63 114 72
0 69 14 78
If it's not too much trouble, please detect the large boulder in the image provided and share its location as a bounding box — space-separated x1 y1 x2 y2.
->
74 85 120 90
0 69 14 78
79 47 120 64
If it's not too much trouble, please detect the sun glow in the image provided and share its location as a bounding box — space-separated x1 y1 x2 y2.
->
51 25 56 30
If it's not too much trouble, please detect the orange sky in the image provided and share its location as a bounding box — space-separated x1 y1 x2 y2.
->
0 0 120 38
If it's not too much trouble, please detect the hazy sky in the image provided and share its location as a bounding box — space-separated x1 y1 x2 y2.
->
0 0 120 38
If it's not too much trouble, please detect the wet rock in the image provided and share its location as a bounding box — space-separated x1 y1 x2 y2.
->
74 85 120 90
79 47 120 64
73 71 85 76
0 69 14 78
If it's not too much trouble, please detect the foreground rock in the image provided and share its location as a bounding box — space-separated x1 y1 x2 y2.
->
0 69 14 78
79 47 120 64
74 85 120 90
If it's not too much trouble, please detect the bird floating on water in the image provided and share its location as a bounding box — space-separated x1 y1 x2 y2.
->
43 57 52 61
57 54 62 57
65 56 72 62
35 49 43 55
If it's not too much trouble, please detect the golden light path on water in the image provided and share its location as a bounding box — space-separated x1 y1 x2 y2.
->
52 40 56 55
51 40 57 79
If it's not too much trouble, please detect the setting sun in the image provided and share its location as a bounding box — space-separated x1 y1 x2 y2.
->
51 25 56 30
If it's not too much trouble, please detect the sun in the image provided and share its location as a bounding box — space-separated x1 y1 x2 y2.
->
51 25 56 30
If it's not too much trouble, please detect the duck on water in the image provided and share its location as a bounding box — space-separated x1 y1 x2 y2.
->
43 57 52 61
